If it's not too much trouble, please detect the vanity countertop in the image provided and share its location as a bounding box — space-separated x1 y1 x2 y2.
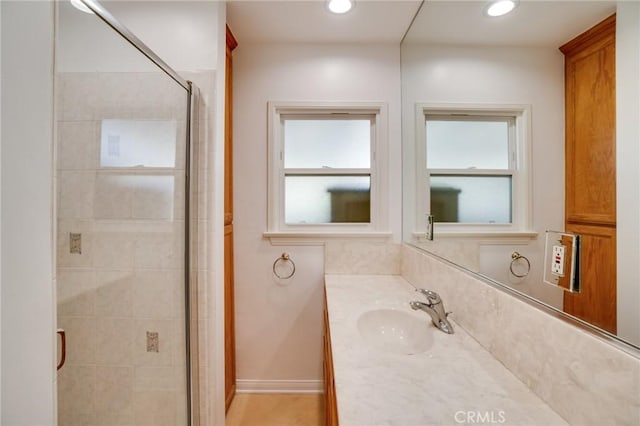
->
324 274 569 426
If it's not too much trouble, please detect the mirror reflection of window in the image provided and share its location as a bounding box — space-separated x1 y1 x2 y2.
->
426 116 514 224
430 176 511 223
100 119 177 168
426 119 510 169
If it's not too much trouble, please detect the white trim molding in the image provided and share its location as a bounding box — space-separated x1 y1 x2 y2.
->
413 103 534 240
266 101 390 244
264 231 392 246
412 231 538 245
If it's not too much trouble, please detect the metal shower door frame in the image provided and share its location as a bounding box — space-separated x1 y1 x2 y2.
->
76 1 198 424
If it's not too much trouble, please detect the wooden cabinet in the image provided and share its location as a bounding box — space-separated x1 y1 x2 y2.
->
323 295 339 426
224 25 238 412
562 224 616 327
224 224 236 410
560 15 617 333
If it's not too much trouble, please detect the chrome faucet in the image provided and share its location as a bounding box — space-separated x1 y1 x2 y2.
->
410 289 454 334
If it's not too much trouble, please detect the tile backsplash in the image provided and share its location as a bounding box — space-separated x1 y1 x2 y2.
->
324 240 401 275
401 244 640 426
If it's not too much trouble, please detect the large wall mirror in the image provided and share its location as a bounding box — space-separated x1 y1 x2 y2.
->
401 0 639 349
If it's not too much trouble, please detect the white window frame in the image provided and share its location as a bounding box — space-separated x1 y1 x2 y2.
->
265 101 390 244
415 103 536 241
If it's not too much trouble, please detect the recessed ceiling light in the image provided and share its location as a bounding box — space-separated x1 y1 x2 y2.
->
327 0 354 15
485 0 517 17
70 0 94 14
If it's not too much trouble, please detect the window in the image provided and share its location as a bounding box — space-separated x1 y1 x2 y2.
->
100 119 177 168
416 104 533 238
266 102 390 241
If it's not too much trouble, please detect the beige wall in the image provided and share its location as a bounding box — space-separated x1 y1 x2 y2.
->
1 2 56 424
233 42 402 390
0 0 3 412
616 0 640 347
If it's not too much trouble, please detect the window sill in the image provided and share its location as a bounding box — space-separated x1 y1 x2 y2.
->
264 231 393 246
411 231 538 245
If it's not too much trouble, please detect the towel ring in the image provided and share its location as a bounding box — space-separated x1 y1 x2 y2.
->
273 252 296 280
510 252 531 278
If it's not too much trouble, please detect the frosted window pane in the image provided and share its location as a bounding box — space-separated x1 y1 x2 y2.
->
426 119 509 169
285 176 370 224
430 176 511 223
100 119 177 167
284 119 370 168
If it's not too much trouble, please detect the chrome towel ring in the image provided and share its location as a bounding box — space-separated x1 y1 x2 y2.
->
273 252 296 280
510 252 531 278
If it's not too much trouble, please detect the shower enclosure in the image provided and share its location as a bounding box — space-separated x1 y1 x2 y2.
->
55 1 197 424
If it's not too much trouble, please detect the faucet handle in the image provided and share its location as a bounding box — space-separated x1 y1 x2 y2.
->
416 288 441 304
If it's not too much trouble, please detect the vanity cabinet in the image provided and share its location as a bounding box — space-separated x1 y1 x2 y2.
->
323 295 339 426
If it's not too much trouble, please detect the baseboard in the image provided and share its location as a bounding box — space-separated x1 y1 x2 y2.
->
235 379 323 394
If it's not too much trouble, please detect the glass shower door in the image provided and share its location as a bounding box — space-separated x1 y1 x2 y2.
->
55 2 191 425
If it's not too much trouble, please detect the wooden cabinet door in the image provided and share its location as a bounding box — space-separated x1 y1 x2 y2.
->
224 224 236 411
562 224 616 330
225 25 238 412
560 15 616 333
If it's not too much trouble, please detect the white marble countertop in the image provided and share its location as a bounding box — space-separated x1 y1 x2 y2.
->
325 274 569 426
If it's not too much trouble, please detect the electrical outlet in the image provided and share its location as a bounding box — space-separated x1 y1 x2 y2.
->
146 331 159 353
551 245 565 276
543 231 580 292
70 233 81 254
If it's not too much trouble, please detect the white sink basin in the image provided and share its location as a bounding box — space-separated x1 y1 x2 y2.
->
357 309 433 355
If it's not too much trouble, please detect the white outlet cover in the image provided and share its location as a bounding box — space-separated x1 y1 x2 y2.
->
551 245 565 276
543 230 580 292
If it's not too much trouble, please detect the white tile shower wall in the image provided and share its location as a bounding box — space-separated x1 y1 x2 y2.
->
183 69 217 426
401 244 640 426
56 71 190 426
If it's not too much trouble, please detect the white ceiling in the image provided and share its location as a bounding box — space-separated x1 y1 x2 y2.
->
404 1 618 47
226 0 422 44
227 0 618 47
